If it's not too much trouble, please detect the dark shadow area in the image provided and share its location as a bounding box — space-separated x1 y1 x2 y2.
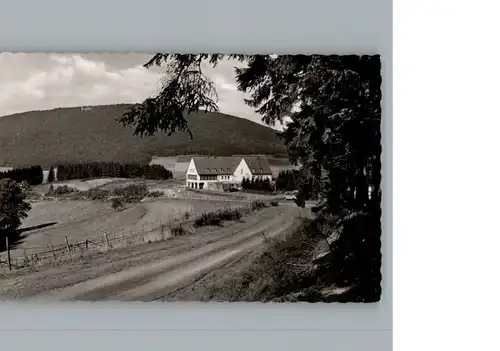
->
0 221 58 253
295 212 382 303
19 221 58 234
0 230 26 252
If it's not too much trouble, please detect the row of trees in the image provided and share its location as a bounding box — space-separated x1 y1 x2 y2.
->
0 166 44 186
241 177 274 192
275 170 300 192
56 162 173 181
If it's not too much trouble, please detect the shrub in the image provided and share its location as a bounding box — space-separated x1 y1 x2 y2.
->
194 212 222 227
147 190 164 198
193 208 243 228
113 184 148 202
184 212 191 220
218 208 242 221
270 200 279 207
171 224 186 236
251 200 268 211
47 185 76 196
82 188 110 201
111 197 125 210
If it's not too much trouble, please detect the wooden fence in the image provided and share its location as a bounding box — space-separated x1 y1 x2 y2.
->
0 219 194 272
0 200 269 272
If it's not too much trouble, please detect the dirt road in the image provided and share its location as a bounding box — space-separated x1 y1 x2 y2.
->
0 204 306 302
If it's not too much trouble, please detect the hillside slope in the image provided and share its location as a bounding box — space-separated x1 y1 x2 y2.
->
0 104 287 168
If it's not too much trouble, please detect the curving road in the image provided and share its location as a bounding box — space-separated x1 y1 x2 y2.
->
0 204 307 302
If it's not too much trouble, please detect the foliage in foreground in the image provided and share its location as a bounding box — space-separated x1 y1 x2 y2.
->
202 214 380 303
202 218 324 302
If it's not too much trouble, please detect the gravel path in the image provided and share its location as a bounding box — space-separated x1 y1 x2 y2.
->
0 205 305 301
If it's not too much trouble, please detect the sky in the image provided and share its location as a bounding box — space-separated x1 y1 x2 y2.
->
0 53 285 129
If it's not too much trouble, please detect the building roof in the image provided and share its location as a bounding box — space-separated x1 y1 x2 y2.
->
243 156 273 175
192 156 241 175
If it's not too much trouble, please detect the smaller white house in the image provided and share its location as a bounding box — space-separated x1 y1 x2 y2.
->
241 156 273 181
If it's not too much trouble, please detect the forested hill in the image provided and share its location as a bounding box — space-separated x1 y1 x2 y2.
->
0 104 287 168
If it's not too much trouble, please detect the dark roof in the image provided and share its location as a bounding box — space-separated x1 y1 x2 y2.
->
192 156 241 175
243 156 273 175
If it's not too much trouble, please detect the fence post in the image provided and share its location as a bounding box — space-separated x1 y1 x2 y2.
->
104 233 111 248
6 236 11 271
48 243 56 259
85 239 89 249
64 236 70 254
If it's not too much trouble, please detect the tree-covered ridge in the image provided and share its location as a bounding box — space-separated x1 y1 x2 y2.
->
0 105 287 168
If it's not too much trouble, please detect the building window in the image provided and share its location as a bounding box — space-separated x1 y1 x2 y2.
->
200 175 217 181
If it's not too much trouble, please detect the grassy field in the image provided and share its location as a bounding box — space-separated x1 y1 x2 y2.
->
3 178 271 261
0 104 287 168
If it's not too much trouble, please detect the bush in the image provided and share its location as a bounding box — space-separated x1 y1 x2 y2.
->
46 185 76 196
218 208 242 221
194 212 222 227
193 208 243 227
171 224 186 236
111 197 124 210
82 188 110 201
270 200 279 207
113 184 148 202
54 185 76 195
147 190 164 198
251 200 268 211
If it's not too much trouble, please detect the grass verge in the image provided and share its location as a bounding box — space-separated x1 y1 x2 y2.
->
199 217 327 302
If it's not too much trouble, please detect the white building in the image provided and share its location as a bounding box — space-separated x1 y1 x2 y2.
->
241 156 273 181
185 156 273 191
185 157 247 191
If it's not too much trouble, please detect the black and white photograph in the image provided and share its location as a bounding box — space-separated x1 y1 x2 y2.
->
0 53 382 303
